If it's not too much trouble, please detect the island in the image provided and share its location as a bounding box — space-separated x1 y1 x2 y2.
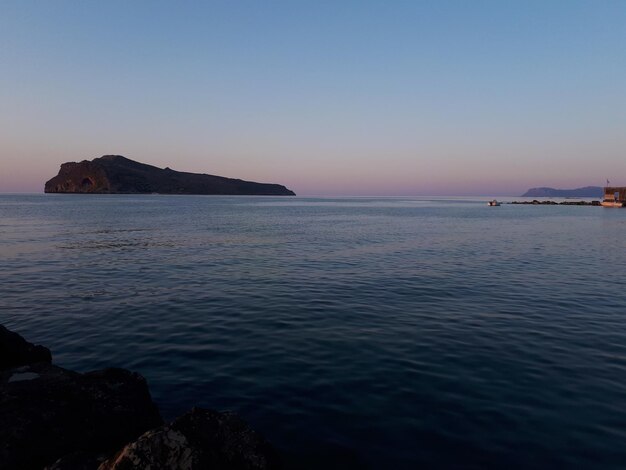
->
44 155 296 196
521 186 602 198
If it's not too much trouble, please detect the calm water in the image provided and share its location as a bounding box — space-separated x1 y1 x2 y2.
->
2 194 626 468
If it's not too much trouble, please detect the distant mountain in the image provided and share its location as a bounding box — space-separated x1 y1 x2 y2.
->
45 155 295 196
521 186 603 198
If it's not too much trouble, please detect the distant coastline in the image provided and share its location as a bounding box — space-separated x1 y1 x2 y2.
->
521 186 602 198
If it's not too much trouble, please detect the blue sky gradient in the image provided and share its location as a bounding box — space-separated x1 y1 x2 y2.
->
1 1 625 195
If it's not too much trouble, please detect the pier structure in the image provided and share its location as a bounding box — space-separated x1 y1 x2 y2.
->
602 187 626 207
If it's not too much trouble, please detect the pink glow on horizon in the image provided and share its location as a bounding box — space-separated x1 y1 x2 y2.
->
1 147 621 196
1 3 625 196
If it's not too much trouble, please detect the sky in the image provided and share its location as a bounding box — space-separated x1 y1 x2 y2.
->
1 1 625 196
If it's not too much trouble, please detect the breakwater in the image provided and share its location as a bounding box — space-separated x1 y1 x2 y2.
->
509 200 601 206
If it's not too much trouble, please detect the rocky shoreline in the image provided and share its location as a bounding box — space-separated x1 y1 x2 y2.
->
509 200 601 206
0 325 279 470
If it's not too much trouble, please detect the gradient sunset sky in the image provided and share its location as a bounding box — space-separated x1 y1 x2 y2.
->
1 1 625 195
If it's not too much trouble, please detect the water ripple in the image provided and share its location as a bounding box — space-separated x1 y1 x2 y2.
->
1 194 626 468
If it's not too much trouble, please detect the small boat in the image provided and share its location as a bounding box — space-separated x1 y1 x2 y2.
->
488 200 501 206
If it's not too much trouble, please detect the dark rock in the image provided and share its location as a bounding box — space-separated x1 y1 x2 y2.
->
1 326 278 469
45 155 296 196
99 407 280 470
0 325 51 370
45 451 108 470
0 363 162 469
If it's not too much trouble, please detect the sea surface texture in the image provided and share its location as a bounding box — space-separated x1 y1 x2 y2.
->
2 194 626 469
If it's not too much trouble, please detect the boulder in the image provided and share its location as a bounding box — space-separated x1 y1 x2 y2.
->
0 325 279 469
99 407 280 470
0 325 51 370
0 363 162 469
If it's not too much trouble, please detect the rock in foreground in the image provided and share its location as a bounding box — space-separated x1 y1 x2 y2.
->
44 155 295 195
0 324 51 370
100 408 280 470
0 363 162 469
1 325 280 469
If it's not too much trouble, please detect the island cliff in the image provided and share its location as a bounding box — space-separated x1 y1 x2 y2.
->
45 155 295 196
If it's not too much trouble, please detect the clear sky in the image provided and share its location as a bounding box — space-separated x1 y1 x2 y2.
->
1 1 625 195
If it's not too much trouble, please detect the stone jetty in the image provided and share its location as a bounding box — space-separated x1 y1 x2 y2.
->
509 200 601 206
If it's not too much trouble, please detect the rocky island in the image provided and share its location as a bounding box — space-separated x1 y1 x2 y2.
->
45 155 295 196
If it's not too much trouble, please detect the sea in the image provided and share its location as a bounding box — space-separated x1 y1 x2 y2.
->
2 194 626 469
